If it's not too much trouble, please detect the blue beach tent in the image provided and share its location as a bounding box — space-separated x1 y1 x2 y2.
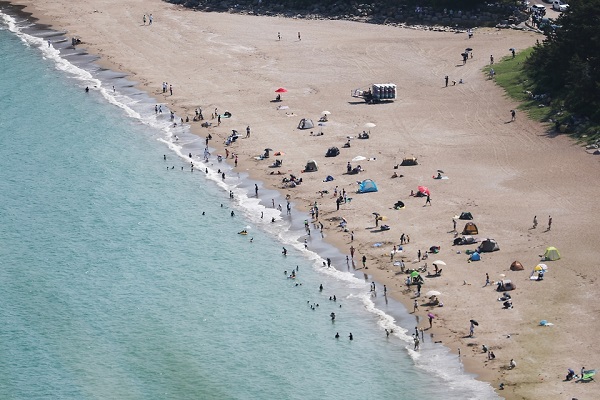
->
358 179 378 193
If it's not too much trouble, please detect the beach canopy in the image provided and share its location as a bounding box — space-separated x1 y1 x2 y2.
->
304 160 318 172
297 118 314 129
510 261 524 271
462 222 478 235
543 246 561 261
478 238 500 253
400 157 418 166
459 212 473 220
358 179 378 193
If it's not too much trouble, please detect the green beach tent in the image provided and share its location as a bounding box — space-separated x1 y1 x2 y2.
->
543 246 561 261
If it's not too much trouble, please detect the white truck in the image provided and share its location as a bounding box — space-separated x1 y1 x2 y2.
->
552 0 569 11
351 83 397 104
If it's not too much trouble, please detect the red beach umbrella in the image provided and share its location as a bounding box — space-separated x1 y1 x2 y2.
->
418 186 430 196
275 87 287 93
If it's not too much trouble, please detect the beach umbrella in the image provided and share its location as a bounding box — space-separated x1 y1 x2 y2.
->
264 148 273 151
432 260 446 266
470 319 479 326
275 87 287 93
425 290 441 297
499 273 506 277
427 313 435 319
466 47 473 52
437 169 445 173
418 186 430 196
410 271 420 278
352 156 367 162
364 122 376 128
534 264 548 271
322 110 331 115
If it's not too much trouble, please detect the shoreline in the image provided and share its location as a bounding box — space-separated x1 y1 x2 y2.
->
4 1 599 399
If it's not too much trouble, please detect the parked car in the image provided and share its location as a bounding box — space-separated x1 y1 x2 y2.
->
552 0 569 11
532 4 546 15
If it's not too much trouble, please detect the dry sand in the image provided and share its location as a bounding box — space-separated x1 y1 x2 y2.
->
10 0 600 398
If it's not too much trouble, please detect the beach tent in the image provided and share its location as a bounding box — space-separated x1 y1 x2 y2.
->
358 179 378 193
462 222 479 235
510 261 524 271
400 157 418 166
543 246 561 261
454 235 477 245
478 238 500 252
459 212 473 220
304 160 318 172
325 147 340 157
497 279 516 291
469 252 481 261
297 118 314 130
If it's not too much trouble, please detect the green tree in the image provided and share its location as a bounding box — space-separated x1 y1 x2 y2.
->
525 0 600 122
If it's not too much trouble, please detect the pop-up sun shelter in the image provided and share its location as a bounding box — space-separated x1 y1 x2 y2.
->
325 147 340 157
543 246 561 261
400 157 418 166
510 261 524 271
358 179 378 193
297 118 314 129
462 222 478 235
304 160 318 172
478 238 499 252
459 212 473 220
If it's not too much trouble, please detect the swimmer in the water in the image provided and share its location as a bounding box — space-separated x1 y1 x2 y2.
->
335 332 340 339
250 238 253 243
349 333 353 340
282 247 287 256
202 212 205 215
85 86 89 93
231 211 235 217
271 217 275 223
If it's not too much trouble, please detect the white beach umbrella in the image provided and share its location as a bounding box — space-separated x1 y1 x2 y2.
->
352 156 367 162
425 290 441 297
322 110 331 115
432 260 446 266
364 122 376 128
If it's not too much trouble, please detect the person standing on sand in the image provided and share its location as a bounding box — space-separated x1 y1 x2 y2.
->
548 215 552 231
278 32 281 41
453 219 457 232
362 255 367 269
255 184 259 197
413 300 419 312
149 14 153 25
484 273 490 287
533 215 538 229
350 245 355 259
445 75 449 87
298 32 301 41
429 314 433 328
490 54 494 64
246 126 250 138
143 15 146 25
425 194 431 206
511 109 516 121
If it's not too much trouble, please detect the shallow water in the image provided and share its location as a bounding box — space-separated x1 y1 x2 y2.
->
0 8 499 399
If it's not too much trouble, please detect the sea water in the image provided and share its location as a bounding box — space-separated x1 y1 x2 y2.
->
0 8 499 399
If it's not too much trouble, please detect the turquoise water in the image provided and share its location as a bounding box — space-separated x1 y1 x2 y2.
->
0 9 498 399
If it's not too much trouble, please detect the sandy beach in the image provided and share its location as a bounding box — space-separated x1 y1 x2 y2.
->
8 0 599 398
